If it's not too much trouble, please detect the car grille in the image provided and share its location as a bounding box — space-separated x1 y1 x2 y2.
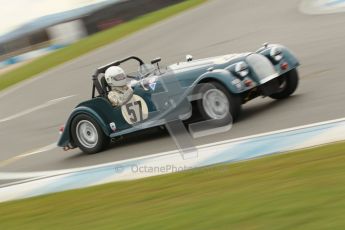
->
246 54 278 84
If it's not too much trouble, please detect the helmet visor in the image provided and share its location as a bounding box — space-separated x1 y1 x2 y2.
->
112 73 126 81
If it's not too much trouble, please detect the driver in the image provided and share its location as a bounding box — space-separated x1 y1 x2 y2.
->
105 66 133 107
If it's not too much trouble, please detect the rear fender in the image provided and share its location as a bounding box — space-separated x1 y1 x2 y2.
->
57 106 111 148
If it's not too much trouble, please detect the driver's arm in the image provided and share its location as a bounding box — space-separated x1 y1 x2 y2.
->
108 91 120 107
108 88 133 107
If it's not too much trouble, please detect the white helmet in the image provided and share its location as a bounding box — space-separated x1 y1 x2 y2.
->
105 66 127 87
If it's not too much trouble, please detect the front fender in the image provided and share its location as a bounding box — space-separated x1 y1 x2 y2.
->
57 106 111 148
195 69 244 94
257 44 300 74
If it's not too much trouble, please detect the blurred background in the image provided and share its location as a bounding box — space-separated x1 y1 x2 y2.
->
0 1 345 229
0 0 184 72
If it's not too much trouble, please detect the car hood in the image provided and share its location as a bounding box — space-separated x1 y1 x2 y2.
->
168 53 250 73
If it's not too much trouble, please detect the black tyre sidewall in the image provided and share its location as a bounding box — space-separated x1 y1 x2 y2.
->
71 114 109 154
270 69 299 99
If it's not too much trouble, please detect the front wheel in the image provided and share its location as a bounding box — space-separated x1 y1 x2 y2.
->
196 81 241 122
270 69 299 99
71 114 110 154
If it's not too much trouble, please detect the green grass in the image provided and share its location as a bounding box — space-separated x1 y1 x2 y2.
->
0 0 206 91
0 142 345 230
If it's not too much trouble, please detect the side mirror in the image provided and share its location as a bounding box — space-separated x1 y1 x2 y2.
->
186 54 193 62
151 57 161 64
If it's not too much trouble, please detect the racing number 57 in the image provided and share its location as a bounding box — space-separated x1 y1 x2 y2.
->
126 100 143 123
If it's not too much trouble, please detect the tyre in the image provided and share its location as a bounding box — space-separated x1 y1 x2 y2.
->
196 81 241 122
270 69 299 99
71 114 110 154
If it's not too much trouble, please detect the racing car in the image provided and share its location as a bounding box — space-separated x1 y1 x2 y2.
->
58 43 300 154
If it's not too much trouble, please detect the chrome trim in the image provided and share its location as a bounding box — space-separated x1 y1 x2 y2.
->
259 73 279 84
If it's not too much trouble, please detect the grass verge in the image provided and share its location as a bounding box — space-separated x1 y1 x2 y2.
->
0 0 206 92
0 142 345 229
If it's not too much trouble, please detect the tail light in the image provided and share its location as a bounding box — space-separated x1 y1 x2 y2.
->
59 126 64 135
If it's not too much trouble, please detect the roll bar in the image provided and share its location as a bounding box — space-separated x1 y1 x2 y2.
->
95 56 144 75
92 56 145 98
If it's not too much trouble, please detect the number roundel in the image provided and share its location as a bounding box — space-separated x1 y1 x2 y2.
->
121 95 149 125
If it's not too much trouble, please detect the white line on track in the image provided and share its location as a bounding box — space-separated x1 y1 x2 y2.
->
0 71 57 100
1 116 345 180
0 95 76 123
0 50 89 100
0 143 57 169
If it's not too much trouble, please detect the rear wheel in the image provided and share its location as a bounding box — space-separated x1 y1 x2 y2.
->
71 114 110 154
196 81 241 122
270 69 299 99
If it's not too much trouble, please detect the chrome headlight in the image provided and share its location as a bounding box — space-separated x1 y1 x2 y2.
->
270 47 283 62
235 61 249 78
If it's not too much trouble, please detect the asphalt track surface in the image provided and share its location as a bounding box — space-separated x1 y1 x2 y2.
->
0 0 344 173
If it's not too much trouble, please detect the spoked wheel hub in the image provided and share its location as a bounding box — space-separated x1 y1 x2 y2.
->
202 88 230 120
76 120 99 148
